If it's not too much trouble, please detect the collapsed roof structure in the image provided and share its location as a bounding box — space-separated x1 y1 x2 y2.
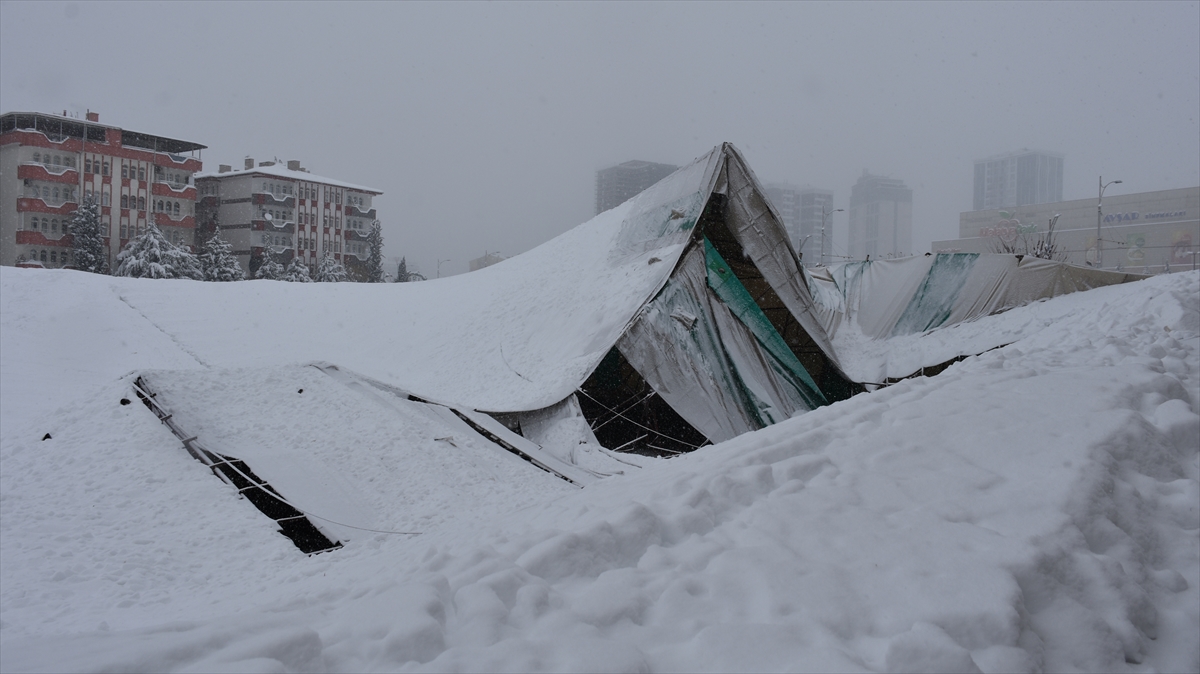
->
460 142 1142 455
473 142 863 454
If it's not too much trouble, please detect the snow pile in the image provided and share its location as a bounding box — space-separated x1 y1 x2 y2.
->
1 267 1197 672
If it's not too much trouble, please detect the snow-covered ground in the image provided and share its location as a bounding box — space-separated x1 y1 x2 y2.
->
1 267 1198 673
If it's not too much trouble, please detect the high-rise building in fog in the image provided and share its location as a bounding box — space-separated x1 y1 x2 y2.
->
973 149 1063 211
764 184 835 265
848 171 912 260
595 160 678 214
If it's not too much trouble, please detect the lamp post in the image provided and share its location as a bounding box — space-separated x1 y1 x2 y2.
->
1095 176 1122 268
437 258 451 278
797 234 815 262
820 206 844 267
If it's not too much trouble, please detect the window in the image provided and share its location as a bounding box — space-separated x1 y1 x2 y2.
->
156 200 163 212
51 219 58 232
53 155 61 166
138 167 145 182
85 158 92 173
138 197 145 211
102 192 110 206
173 202 180 216
102 161 109 175
121 195 129 208
32 152 41 162
120 223 127 238
51 251 58 263
62 221 69 234
29 217 38 230
39 250 47 262
122 164 129 179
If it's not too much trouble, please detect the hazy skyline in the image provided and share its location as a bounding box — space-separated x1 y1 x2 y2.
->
2 1 1197 277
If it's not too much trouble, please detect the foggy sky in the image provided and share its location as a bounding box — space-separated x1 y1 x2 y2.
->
2 1 1197 277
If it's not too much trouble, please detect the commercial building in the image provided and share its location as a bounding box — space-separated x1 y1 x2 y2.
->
0 110 205 269
195 159 382 278
595 160 679 214
934 186 1199 273
763 184 835 265
973 149 1064 211
847 171 912 261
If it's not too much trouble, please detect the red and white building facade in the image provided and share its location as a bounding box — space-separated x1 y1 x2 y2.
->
0 111 205 269
195 159 382 278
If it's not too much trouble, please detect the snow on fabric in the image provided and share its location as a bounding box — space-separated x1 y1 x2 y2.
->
808 254 1147 384
1 266 1197 672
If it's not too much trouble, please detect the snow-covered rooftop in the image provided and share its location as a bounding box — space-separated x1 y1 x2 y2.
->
196 162 383 194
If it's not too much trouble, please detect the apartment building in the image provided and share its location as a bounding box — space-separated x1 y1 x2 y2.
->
0 110 204 268
195 159 382 278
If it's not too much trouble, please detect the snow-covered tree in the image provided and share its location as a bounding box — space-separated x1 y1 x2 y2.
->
114 225 203 280
198 227 245 282
365 220 385 283
69 194 108 274
255 246 285 280
281 257 313 283
394 256 426 282
314 251 349 282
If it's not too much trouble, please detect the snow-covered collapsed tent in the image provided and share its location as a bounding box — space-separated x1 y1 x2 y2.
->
449 143 1142 452
62 142 1144 460
472 142 861 452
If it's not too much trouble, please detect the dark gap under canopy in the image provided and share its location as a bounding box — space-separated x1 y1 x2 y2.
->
578 347 709 456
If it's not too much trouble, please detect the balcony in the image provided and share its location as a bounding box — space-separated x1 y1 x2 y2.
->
19 163 79 183
345 205 377 219
252 192 296 208
251 219 295 234
153 212 195 228
152 154 202 172
16 230 72 246
152 181 197 199
17 197 78 215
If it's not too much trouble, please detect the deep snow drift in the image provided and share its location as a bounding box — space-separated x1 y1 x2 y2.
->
1 267 1198 673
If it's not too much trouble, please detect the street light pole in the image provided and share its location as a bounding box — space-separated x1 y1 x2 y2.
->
1095 176 1122 268
820 205 844 267
437 258 451 278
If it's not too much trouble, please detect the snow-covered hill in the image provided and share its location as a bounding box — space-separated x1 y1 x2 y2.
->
1 267 1197 673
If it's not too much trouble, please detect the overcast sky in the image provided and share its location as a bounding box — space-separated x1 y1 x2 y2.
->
2 1 1197 276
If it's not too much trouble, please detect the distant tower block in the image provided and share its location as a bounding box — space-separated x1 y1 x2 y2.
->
595 160 679 214
848 171 913 260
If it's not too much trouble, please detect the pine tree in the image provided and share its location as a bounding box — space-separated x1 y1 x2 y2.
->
255 246 285 280
198 227 245 282
365 220 385 283
314 251 349 282
69 194 108 274
114 225 203 280
396 257 408 283
281 257 313 283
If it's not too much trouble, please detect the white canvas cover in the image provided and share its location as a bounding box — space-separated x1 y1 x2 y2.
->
813 254 1145 341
